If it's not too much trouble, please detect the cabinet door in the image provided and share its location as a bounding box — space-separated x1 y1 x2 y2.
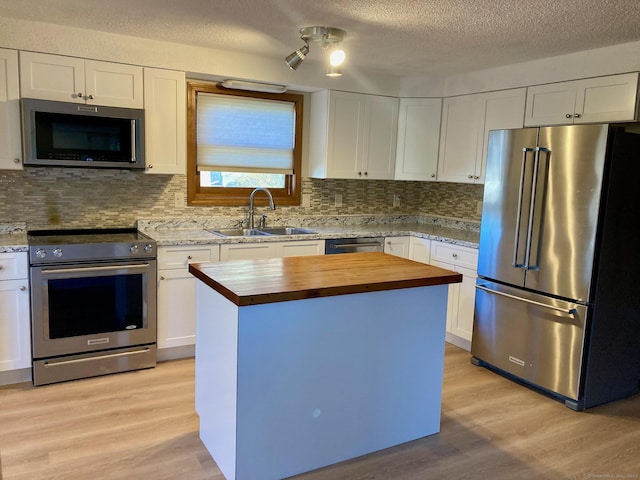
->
0 49 22 170
277 240 325 257
575 73 638 124
524 81 578 126
157 269 197 348
0 279 31 371
477 88 526 182
327 91 364 179
409 237 431 264
438 94 484 183
19 51 85 103
363 95 398 180
384 236 410 258
220 243 277 261
85 60 143 108
395 98 441 181
144 68 187 174
450 265 477 343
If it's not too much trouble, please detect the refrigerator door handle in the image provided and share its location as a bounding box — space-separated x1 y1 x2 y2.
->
476 284 578 315
524 147 549 270
514 147 536 268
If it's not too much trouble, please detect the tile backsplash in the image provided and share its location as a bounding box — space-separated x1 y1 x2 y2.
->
0 168 483 228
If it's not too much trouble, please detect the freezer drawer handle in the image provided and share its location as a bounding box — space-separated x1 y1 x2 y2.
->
476 284 577 315
327 242 383 249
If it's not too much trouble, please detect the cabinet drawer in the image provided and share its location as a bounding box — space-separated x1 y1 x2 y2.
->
431 241 478 269
0 252 28 280
158 246 219 269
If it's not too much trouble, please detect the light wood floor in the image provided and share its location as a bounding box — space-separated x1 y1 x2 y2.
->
1 344 639 480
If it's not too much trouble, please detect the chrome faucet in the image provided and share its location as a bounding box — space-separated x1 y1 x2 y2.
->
248 188 275 229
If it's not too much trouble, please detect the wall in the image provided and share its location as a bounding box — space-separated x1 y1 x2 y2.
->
0 169 482 229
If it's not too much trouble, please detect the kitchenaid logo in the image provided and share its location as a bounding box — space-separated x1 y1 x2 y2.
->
508 355 525 367
88 338 110 345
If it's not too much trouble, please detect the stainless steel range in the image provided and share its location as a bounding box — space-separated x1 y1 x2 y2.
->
28 228 157 386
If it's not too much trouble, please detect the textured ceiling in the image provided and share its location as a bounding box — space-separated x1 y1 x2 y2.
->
2 0 640 76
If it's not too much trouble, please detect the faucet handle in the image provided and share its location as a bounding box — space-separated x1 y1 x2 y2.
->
258 214 268 229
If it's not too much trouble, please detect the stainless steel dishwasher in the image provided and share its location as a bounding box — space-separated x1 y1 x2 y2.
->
324 237 385 254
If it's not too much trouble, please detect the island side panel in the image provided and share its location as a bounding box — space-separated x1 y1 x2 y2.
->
234 285 448 480
195 281 239 480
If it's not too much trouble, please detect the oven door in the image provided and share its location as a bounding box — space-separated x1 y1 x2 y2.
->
30 259 157 359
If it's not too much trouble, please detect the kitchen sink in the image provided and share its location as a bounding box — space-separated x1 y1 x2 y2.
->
208 226 317 237
208 228 271 237
258 227 317 235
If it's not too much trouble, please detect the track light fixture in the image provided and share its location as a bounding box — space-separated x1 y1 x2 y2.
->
285 26 347 77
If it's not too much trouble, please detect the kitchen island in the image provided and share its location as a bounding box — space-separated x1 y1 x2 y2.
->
189 252 462 480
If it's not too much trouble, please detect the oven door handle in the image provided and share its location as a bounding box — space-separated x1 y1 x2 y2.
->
41 263 151 275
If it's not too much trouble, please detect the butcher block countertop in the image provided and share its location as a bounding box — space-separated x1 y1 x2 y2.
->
188 251 462 306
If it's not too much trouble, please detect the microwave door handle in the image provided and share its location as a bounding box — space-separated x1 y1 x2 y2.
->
130 120 137 163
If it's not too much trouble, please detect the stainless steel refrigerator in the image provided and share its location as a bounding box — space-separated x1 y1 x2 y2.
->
472 123 640 410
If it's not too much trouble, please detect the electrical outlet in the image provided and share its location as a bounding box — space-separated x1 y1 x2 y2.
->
302 194 311 208
335 193 343 207
393 195 401 207
476 200 483 215
174 192 185 208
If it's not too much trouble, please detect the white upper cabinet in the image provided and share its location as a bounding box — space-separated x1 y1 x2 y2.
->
143 68 186 174
525 73 639 126
438 88 526 184
309 90 398 180
394 98 442 181
0 48 22 170
20 51 143 108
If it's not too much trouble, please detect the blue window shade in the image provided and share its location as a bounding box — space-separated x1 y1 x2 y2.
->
196 93 295 174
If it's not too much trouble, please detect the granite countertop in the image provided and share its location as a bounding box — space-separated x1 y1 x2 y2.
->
189 251 463 306
0 223 28 253
139 219 479 249
0 217 480 251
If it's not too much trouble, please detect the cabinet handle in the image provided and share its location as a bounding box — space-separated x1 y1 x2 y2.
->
452 253 459 259
160 275 166 280
468 175 474 179
0 265 3 270
148 164 154 169
187 255 192 260
364 172 368 176
75 92 83 99
573 113 581 118
13 158 20 164
474 175 480 180
565 113 572 118
20 286 27 291
431 173 436 178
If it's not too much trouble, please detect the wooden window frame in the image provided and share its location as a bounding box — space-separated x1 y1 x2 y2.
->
187 81 303 207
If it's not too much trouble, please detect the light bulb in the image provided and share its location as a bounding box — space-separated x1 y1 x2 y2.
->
329 49 345 66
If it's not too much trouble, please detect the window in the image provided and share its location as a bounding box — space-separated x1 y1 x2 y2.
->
187 82 303 206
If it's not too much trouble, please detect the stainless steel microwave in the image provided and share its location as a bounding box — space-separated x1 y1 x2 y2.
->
21 98 145 169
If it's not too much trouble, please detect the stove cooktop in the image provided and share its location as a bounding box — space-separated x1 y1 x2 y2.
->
28 228 157 264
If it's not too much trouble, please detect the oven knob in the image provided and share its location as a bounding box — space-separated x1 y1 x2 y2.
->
130 244 139 254
35 248 47 259
144 243 154 253
52 248 63 258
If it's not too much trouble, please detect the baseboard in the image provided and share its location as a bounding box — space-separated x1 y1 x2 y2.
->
0 367 32 386
445 332 471 352
157 344 195 362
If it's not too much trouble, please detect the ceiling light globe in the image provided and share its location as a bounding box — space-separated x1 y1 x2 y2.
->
329 49 346 66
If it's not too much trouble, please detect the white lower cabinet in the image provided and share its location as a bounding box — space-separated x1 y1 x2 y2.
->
408 237 431 264
220 242 277 261
384 236 410 258
429 241 479 351
277 240 325 257
220 240 325 261
157 245 219 351
0 252 31 373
